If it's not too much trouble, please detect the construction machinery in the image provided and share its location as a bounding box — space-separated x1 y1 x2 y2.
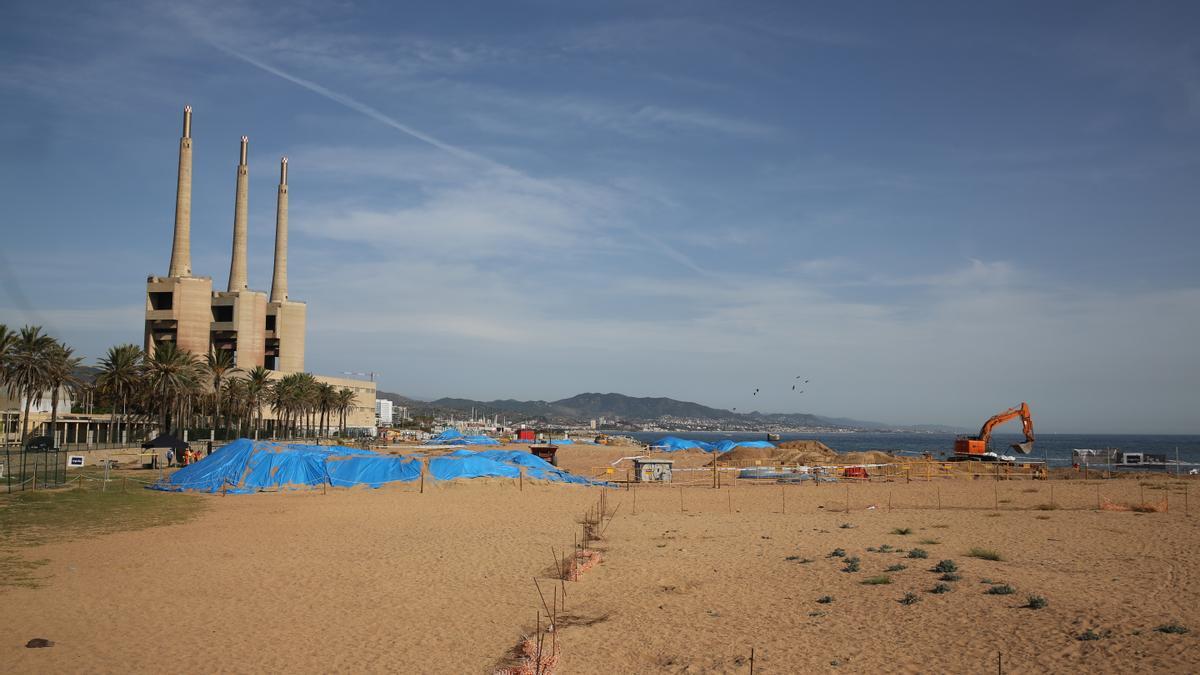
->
953 402 1035 458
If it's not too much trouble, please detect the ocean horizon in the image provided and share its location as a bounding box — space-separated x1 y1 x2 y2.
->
611 431 1200 467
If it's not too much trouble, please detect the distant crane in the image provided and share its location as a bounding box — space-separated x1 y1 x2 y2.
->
341 371 379 382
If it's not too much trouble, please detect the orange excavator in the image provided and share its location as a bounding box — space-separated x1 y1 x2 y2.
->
953 402 1035 458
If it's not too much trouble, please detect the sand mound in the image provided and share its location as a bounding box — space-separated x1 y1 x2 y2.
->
719 441 895 466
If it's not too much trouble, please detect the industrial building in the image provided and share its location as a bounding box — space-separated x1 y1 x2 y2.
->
142 106 373 433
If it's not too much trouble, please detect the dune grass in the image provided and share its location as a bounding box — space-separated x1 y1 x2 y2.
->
967 547 1004 561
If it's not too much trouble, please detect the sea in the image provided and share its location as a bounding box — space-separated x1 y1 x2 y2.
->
613 431 1200 469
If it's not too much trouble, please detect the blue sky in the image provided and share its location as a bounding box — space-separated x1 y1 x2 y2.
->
1 1 1198 433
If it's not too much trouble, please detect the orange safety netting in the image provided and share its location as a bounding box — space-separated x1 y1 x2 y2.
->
567 549 602 581
1100 497 1168 512
495 636 560 675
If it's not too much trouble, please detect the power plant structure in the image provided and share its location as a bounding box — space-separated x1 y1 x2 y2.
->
144 106 306 372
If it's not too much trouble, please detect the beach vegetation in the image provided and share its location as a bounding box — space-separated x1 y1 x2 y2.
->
932 560 958 573
891 527 913 535
907 548 929 559
1155 622 1189 634
885 563 907 572
1025 595 1048 609
967 547 1004 561
861 575 892 585
817 595 833 604
986 584 1016 595
899 592 920 605
930 583 952 594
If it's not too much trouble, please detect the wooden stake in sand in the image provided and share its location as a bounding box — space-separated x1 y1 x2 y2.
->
937 485 941 511
520 467 524 492
680 487 685 513
845 483 850 514
728 490 732 514
782 485 786 515
419 459 425 494
750 647 755 675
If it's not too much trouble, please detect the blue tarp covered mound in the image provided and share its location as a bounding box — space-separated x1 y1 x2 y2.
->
432 449 603 485
424 428 501 446
651 436 777 454
150 439 420 494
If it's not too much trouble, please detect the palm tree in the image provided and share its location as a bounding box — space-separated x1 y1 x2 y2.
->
44 341 83 448
244 366 272 439
0 324 15 441
96 344 143 446
4 325 55 444
316 382 336 438
205 348 240 436
143 341 202 434
222 376 249 438
336 387 356 436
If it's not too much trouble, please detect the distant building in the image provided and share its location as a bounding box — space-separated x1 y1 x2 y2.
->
376 399 393 426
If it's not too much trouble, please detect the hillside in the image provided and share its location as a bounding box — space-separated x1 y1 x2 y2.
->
374 390 921 431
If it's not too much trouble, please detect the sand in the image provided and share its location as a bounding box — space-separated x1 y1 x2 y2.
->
4 468 1199 673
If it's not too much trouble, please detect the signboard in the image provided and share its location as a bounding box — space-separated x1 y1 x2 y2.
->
68 455 85 467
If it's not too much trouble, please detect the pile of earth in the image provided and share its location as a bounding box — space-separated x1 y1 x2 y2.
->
719 440 895 466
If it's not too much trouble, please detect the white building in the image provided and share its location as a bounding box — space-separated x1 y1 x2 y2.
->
375 398 393 426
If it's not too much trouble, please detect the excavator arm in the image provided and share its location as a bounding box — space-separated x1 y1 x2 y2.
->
955 402 1035 456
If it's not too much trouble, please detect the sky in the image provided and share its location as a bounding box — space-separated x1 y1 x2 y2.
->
1 1 1198 433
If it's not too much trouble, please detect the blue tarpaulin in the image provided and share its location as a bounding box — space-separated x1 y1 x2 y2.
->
651 436 777 453
150 439 420 494
154 438 607 493
424 428 501 446
433 449 605 485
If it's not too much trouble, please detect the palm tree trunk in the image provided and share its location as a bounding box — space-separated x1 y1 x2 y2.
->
50 388 60 450
20 395 33 444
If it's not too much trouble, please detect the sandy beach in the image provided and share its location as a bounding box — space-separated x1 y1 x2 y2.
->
3 450 1198 673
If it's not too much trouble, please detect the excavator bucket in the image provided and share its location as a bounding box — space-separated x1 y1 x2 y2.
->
1011 441 1034 455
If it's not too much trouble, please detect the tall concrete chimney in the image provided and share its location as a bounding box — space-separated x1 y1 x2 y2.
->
167 106 193 277
227 136 250 292
269 156 289 302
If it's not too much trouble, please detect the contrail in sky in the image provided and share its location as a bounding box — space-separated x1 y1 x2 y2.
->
202 35 711 276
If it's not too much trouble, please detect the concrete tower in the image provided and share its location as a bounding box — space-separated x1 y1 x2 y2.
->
270 157 289 302
227 136 250 292
145 106 213 358
210 135 267 369
168 106 193 278
265 156 306 372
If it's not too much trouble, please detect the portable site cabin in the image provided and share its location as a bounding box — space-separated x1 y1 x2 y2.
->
633 458 673 483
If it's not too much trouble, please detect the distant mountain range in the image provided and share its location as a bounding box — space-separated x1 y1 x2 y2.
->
377 390 963 433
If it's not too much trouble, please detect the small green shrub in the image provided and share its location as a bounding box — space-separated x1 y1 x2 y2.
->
1025 595 1048 609
930 583 952 594
933 560 958 573
829 548 846 558
986 584 1015 595
899 592 920 605
817 595 833 604
1078 629 1103 641
907 548 929 559
939 572 962 582
1034 503 1059 511
842 558 861 573
885 563 907 573
891 527 913 535
839 523 855 529
861 575 892 585
1156 622 1189 635
918 538 940 545
967 547 1004 561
